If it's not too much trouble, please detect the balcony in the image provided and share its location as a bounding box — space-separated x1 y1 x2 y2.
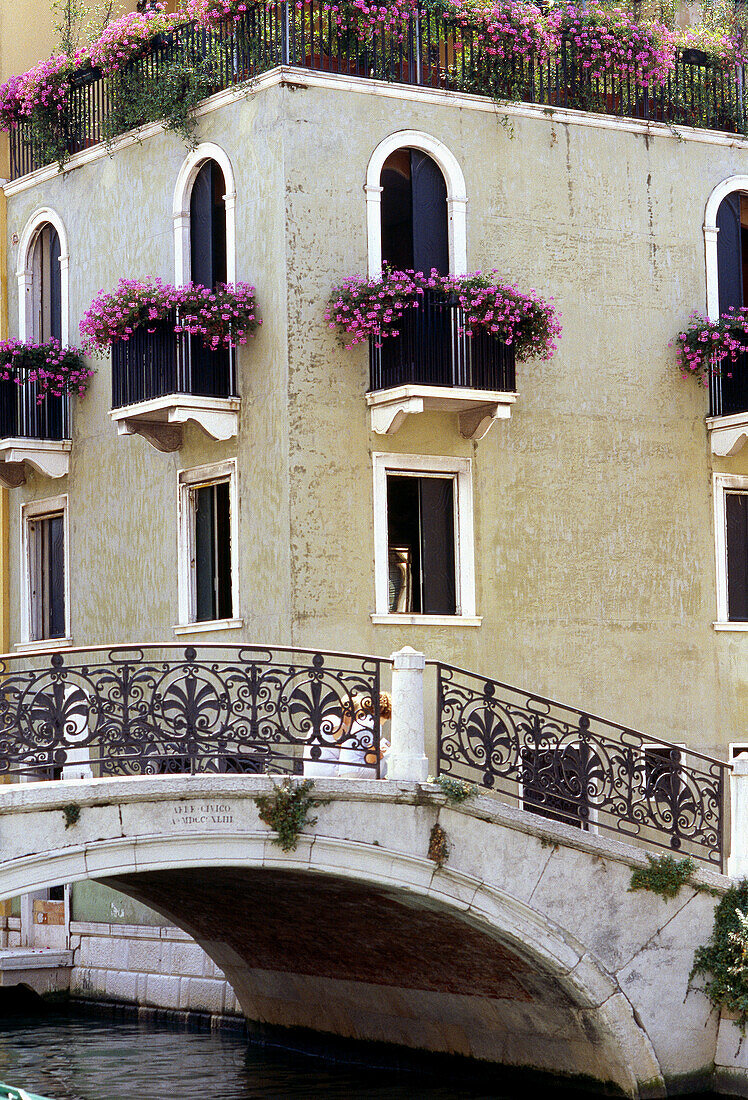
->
707 351 748 456
367 289 517 439
0 381 70 486
109 312 239 452
7 5 748 183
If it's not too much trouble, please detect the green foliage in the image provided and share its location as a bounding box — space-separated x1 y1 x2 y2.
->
255 778 319 852
53 0 115 54
691 880 748 1032
430 774 478 804
629 854 696 899
62 803 81 829
102 42 220 150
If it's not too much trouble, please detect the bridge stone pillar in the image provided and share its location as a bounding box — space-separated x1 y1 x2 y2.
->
387 646 429 782
730 756 748 877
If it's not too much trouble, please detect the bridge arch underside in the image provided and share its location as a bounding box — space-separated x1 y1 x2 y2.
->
100 866 645 1094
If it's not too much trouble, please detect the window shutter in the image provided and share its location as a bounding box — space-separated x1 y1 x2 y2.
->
411 150 449 276
194 485 217 622
48 514 65 639
717 192 743 314
190 162 227 289
49 228 62 344
727 492 748 621
419 477 456 615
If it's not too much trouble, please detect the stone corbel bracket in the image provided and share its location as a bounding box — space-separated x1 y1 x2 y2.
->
367 384 517 440
110 395 241 453
0 439 71 487
707 413 748 457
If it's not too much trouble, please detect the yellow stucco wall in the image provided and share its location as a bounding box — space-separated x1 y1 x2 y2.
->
3 79 747 762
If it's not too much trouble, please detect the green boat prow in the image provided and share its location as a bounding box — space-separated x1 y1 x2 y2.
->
0 1084 53 1100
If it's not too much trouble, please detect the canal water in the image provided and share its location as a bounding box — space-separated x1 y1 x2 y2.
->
0 1011 721 1099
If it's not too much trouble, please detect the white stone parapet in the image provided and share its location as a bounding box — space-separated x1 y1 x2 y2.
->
386 646 429 782
729 757 748 878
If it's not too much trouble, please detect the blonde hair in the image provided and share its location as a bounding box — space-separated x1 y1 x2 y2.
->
344 691 393 722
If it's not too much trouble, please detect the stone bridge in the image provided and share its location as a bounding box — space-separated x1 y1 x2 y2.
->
0 773 742 1098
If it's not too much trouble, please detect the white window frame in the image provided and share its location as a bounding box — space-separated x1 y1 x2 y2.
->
172 143 237 287
371 452 479 626
365 130 468 279
176 459 241 632
713 473 748 630
16 208 69 345
19 494 71 648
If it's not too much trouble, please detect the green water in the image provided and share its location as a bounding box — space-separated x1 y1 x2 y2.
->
0 1013 723 1099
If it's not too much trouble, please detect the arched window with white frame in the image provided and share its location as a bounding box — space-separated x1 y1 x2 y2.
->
365 130 467 278
173 143 236 287
17 209 69 347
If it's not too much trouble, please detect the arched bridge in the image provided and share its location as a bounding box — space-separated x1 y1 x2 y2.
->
0 644 739 1096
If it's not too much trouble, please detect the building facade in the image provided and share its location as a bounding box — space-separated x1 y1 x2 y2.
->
2 0 748 1023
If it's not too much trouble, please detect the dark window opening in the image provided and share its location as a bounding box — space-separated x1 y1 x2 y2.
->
521 745 589 830
386 474 456 615
32 224 62 344
29 512 65 641
190 160 227 288
727 491 748 621
643 746 686 809
380 148 448 276
194 480 232 622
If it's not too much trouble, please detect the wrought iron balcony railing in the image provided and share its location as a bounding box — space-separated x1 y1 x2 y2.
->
368 289 516 394
111 312 236 411
0 379 69 441
436 662 729 868
709 350 748 418
9 4 748 180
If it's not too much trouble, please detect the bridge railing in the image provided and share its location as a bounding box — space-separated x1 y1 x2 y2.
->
435 662 729 868
0 644 384 779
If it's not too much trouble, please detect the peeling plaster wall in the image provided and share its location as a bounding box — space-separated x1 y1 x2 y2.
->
4 82 748 763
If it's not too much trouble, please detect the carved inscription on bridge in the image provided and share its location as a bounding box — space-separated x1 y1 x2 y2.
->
171 803 234 827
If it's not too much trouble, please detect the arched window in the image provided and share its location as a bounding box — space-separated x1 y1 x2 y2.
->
174 145 236 288
30 224 62 343
380 148 449 275
189 160 227 288
17 210 68 347
716 190 748 315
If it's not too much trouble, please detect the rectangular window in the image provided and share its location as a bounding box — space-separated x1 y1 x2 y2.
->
178 460 238 627
373 453 478 623
21 496 69 646
386 474 456 615
713 474 748 626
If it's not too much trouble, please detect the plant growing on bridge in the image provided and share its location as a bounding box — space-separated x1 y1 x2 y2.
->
690 880 748 1032
629 854 696 900
430 774 478 804
255 777 319 851
62 803 81 829
428 822 450 867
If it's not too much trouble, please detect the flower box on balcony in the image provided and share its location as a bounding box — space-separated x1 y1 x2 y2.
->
0 341 90 486
108 314 239 452
367 287 518 438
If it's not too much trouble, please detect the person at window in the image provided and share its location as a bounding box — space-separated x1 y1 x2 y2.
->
303 692 391 778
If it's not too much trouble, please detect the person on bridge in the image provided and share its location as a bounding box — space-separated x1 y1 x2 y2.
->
303 692 391 778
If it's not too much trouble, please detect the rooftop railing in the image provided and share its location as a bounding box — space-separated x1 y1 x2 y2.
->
369 288 516 394
111 311 236 410
8 3 748 180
